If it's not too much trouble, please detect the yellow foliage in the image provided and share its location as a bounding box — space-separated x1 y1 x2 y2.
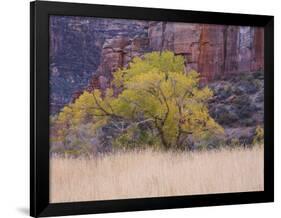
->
52 51 224 150
253 125 264 145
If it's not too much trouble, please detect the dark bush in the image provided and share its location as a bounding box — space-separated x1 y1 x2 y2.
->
213 107 239 126
253 71 264 80
214 84 232 100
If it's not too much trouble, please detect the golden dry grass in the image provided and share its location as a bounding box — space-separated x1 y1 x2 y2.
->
50 147 264 203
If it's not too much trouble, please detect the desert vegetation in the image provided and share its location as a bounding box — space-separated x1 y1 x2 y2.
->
51 52 263 154
50 51 264 203
50 146 264 203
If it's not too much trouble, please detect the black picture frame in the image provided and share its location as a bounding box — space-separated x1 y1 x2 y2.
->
30 1 274 217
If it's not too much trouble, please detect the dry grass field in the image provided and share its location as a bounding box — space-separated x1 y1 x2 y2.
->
50 147 264 203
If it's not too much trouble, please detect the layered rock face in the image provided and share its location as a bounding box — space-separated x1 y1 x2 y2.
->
87 33 151 91
88 21 263 91
50 16 149 113
147 22 264 80
50 17 264 113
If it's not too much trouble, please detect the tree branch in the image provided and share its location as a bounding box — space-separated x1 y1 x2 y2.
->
92 91 112 116
158 86 170 126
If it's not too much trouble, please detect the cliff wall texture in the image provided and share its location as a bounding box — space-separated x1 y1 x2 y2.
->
50 16 264 114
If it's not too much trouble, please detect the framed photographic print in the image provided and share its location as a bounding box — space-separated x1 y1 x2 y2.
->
30 1 274 217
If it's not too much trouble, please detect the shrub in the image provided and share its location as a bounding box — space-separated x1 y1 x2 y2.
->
213 106 239 126
253 126 264 145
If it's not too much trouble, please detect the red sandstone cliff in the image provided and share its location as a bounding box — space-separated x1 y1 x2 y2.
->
88 22 264 90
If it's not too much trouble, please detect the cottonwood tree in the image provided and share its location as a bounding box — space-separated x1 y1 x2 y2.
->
52 51 224 151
